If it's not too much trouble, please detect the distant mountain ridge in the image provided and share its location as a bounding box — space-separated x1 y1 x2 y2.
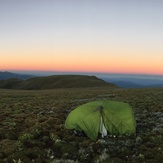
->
0 74 116 90
1 71 163 88
0 71 34 80
101 77 163 88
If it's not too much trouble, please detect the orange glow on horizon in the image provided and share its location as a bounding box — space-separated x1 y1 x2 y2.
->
1 45 163 76
2 64 163 76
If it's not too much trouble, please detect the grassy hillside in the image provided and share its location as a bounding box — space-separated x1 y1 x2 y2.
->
0 75 116 90
0 78 22 89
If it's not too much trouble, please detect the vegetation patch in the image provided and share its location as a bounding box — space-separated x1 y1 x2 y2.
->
0 87 163 162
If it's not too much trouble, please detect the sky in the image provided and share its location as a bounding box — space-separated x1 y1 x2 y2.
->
1 0 163 75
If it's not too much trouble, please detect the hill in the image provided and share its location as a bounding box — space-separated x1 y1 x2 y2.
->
0 71 34 80
0 75 116 90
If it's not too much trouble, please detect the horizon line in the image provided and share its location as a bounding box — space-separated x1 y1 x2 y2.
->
1 69 163 77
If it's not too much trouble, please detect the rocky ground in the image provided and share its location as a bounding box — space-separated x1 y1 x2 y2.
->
0 88 163 163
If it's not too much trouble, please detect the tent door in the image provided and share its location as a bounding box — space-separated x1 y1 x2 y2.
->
100 116 107 138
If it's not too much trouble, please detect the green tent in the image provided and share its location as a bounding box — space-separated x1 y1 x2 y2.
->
65 100 136 140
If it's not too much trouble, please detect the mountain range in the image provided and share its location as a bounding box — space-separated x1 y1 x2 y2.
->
101 77 163 88
0 71 34 80
0 71 163 89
